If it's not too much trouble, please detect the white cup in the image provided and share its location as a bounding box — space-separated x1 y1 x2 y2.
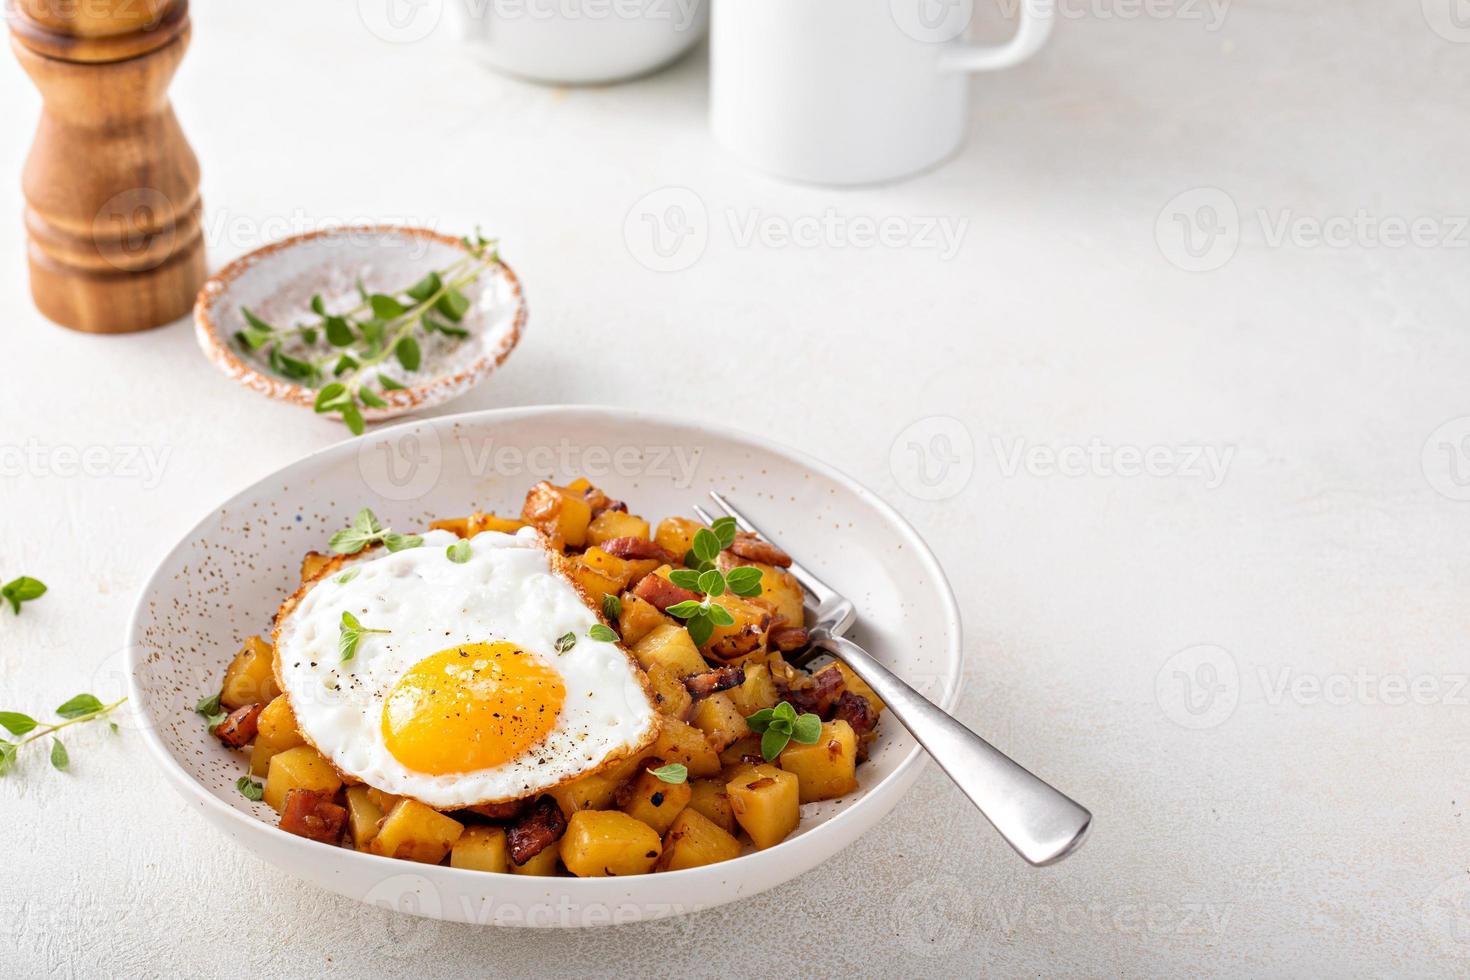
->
711 0 1054 185
450 0 709 85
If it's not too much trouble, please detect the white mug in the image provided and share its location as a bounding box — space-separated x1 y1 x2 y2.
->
449 0 708 86
711 0 1054 185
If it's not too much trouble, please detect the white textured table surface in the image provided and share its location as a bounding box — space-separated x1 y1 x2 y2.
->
4 1 1470 976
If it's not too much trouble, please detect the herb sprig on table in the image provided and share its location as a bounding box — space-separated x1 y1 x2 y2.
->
235 230 500 434
0 694 127 776
2 575 46 615
663 517 763 646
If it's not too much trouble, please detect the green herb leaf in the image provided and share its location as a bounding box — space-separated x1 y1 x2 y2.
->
0 740 16 777
383 532 422 552
378 373 406 391
760 727 791 762
691 528 721 564
725 566 764 597
339 610 390 662
240 306 276 334
706 602 736 627
790 712 822 745
195 692 222 717
668 569 701 591
395 336 422 372
446 539 472 564
49 739 68 772
333 354 359 376
773 701 797 724
314 383 349 413
311 294 328 316
745 707 776 732
329 508 384 554
1 576 47 615
370 294 407 320
341 403 366 436
588 624 618 643
356 278 370 302
55 694 103 720
601 594 622 622
664 600 704 619
647 763 688 785
406 271 442 302
686 613 713 647
358 387 388 409
436 288 471 322
300 327 319 346
335 568 360 585
697 569 725 598
236 326 273 351
711 517 738 550
325 316 355 347
555 631 576 654
0 712 38 736
237 775 265 801
423 313 469 339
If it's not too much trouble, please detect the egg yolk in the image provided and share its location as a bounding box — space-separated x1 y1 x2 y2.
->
382 641 566 775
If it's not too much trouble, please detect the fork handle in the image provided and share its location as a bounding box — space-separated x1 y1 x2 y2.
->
812 631 1092 866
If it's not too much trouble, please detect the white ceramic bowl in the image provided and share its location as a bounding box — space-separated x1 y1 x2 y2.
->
126 406 961 926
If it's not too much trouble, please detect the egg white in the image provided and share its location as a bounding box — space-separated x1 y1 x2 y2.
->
273 527 658 808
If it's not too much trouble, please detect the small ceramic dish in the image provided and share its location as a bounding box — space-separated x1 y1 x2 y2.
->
195 226 526 422
125 406 962 927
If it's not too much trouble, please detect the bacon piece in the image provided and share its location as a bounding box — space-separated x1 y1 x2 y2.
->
279 789 348 844
729 531 792 568
769 626 809 652
213 703 263 748
684 665 745 697
464 799 527 821
632 572 699 612
601 537 676 563
831 691 879 762
782 665 843 716
506 795 567 865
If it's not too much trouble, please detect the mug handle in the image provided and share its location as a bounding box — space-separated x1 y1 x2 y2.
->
939 0 1055 72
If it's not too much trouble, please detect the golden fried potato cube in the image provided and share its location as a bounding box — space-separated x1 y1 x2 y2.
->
344 785 385 850
690 692 751 752
548 754 645 815
573 559 623 605
450 827 510 872
656 808 743 871
647 718 721 778
687 778 738 835
566 477 592 493
618 593 668 646
779 720 859 803
702 596 771 661
621 767 692 836
753 563 805 627
249 695 305 776
582 547 637 590
727 662 779 718
510 839 561 876
370 799 465 864
645 663 693 720
263 745 342 814
521 481 592 549
654 517 704 559
468 512 526 534
366 787 402 813
718 733 761 767
561 810 662 877
632 624 709 678
220 636 281 709
300 551 333 582
586 510 651 546
834 661 885 713
726 764 800 849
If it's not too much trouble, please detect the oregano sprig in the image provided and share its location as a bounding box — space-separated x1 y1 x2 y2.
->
339 611 390 662
0 693 127 776
235 230 501 434
745 700 822 762
1 576 46 615
664 517 762 645
329 508 422 555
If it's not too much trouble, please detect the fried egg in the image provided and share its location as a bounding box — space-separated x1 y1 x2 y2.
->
272 527 658 808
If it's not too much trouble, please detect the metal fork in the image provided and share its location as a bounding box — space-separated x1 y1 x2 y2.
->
695 491 1092 867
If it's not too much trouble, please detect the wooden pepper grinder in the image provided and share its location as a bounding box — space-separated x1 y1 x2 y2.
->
8 0 205 333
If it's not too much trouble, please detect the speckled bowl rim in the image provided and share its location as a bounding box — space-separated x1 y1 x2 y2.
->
124 405 963 923
193 225 527 421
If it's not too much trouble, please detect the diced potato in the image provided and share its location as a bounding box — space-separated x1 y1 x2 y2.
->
656 808 743 871
429 516 471 537
264 745 342 814
645 663 693 720
727 662 779 718
249 695 305 776
779 719 859 803
450 827 510 873
572 559 623 605
345 785 385 850
468 512 526 534
548 754 645 814
647 718 721 778
632 623 709 678
618 594 668 646
766 651 802 688
754 564 805 628
366 787 402 813
300 551 332 582
566 477 592 493
702 596 771 661
621 767 692 836
220 636 281 709
582 547 637 590
718 733 761 766
687 778 738 835
510 839 561 876
587 510 650 546
726 764 800 849
561 810 662 877
691 692 751 751
834 661 885 713
521 481 592 549
370 799 465 864
654 517 704 559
